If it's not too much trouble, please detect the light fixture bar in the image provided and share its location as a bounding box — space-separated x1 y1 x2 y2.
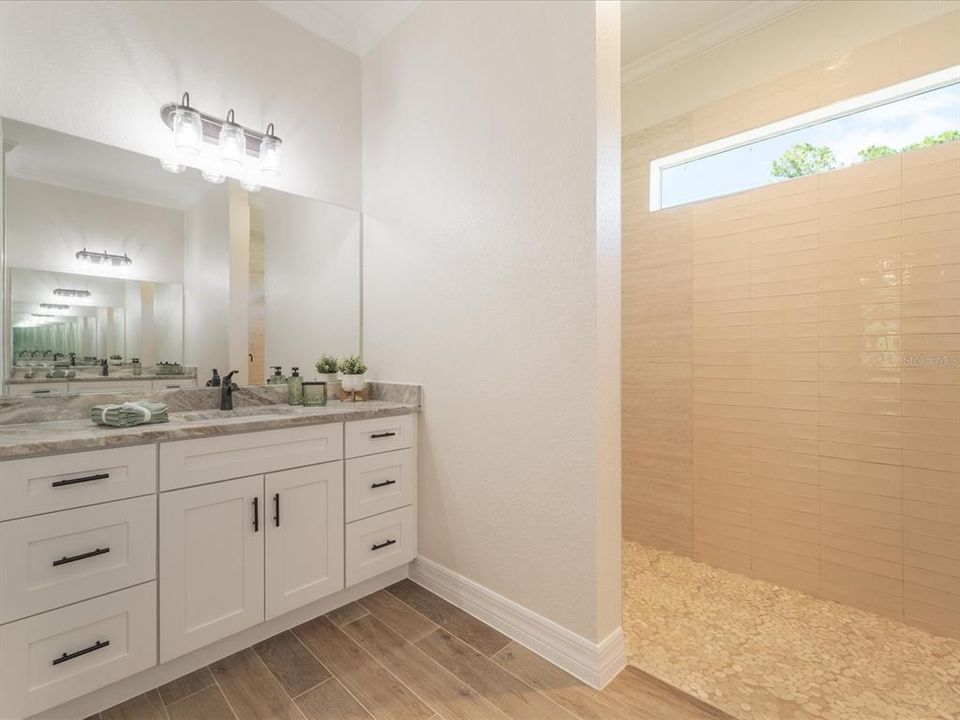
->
31 313 56 318
39 303 69 310
54 288 91 298
76 248 133 266
160 95 281 159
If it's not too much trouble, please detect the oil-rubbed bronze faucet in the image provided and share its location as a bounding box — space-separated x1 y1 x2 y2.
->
220 370 239 410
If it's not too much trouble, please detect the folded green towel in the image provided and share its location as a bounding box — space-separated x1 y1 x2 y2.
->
91 401 169 427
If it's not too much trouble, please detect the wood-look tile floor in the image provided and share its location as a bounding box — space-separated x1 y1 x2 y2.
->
93 579 735 720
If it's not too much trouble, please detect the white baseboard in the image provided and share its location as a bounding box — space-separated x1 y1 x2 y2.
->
409 555 626 689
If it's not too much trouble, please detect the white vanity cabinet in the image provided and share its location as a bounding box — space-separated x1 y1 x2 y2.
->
158 475 265 662
0 411 417 720
158 462 345 662
0 446 158 720
265 463 344 619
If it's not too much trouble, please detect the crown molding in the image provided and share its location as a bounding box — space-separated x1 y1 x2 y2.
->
621 0 816 89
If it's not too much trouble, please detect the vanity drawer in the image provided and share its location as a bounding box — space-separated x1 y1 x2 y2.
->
0 445 157 521
0 496 157 624
6 383 68 397
346 448 416 522
345 506 416 586
345 414 415 459
160 424 343 491
151 379 197 391
0 581 157 720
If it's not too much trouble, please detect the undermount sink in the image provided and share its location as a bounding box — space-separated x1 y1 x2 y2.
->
174 405 302 422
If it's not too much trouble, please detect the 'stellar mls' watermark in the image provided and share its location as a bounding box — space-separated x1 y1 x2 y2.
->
903 354 960 369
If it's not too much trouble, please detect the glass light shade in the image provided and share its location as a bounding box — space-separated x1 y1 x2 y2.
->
160 155 185 174
219 122 246 168
201 166 226 184
240 169 262 193
259 135 282 177
172 107 203 155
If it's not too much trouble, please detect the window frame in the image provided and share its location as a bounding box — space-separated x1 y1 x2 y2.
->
648 64 960 212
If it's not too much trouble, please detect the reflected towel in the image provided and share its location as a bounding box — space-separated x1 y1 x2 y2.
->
91 401 169 427
46 369 76 378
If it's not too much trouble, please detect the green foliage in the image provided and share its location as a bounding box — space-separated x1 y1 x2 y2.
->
901 129 960 152
858 145 897 162
771 143 837 179
315 354 339 374
338 354 367 375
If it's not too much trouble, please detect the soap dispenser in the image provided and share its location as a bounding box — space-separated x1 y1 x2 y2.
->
287 367 303 405
268 366 286 385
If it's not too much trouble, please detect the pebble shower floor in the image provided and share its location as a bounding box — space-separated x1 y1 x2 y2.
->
623 542 960 720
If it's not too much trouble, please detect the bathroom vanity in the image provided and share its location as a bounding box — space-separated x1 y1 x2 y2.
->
0 401 419 719
0 92 380 720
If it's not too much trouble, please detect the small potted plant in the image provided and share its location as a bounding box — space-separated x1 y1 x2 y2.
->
109 354 123 366
315 354 339 384
338 354 368 392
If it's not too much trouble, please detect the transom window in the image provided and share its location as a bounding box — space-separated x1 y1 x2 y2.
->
649 65 960 212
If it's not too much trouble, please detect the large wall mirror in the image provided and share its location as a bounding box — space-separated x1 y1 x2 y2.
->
1 118 361 395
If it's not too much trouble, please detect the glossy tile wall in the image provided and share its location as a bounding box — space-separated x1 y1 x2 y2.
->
622 11 960 638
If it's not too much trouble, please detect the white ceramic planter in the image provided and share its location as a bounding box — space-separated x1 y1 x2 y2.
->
341 374 366 392
317 372 340 385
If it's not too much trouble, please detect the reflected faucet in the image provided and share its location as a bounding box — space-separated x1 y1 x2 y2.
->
220 370 239 411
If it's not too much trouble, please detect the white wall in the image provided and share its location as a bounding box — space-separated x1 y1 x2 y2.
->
183 186 229 378
154 282 183 365
5 178 184 284
622 0 960 134
363 0 621 644
263 191 361 372
0 0 361 209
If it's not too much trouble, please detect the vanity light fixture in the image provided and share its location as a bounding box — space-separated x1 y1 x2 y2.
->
219 109 246 169
54 288 91 298
159 92 282 193
39 303 69 310
259 123 282 177
75 248 133 266
171 93 203 156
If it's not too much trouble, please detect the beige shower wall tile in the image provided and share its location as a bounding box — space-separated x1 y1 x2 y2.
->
817 33 899 105
896 9 960 81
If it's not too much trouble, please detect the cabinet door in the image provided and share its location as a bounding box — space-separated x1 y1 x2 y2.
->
265 463 344 619
159 476 264 662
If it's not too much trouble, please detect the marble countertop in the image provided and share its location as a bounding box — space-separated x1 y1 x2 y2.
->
0 401 419 460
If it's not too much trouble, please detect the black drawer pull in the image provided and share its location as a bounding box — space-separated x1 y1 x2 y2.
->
371 479 397 489
371 539 397 552
52 639 110 666
53 547 111 567
370 432 396 439
273 493 280 528
32 389 52 394
253 496 260 532
52 473 110 488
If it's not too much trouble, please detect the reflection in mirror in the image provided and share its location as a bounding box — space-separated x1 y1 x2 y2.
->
10 268 182 367
1 118 361 395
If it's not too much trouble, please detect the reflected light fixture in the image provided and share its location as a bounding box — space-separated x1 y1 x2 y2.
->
31 313 56 318
76 248 133 266
54 288 91 298
159 92 281 193
39 303 69 310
